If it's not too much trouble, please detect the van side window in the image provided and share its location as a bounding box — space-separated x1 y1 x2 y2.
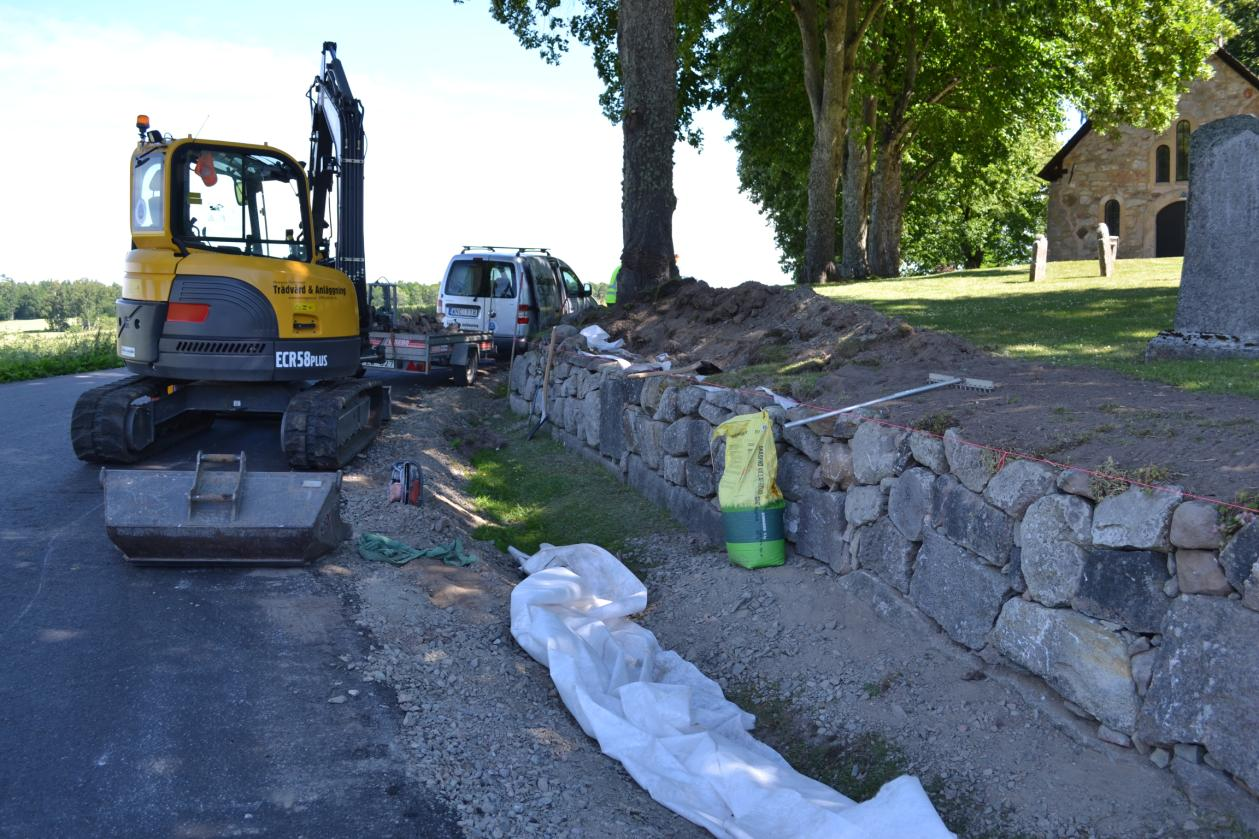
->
489 263 516 299
560 267 582 296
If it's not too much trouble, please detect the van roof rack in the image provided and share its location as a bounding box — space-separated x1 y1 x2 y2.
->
460 244 551 255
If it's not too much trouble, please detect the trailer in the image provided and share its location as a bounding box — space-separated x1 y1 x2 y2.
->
364 328 494 385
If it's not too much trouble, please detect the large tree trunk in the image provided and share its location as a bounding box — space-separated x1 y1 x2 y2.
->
868 139 904 277
840 100 875 279
803 119 842 284
617 0 677 304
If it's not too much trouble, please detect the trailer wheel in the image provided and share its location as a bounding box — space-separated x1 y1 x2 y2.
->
452 346 478 387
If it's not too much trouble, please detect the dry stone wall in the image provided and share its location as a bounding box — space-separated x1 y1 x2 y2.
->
509 350 1259 813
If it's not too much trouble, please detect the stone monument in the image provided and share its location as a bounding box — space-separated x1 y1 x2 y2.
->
1096 224 1116 277
1147 115 1259 359
1030 235 1047 282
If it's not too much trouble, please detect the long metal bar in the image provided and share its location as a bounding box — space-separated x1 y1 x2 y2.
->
782 378 962 429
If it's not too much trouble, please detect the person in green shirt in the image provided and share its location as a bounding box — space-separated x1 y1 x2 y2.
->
607 264 619 305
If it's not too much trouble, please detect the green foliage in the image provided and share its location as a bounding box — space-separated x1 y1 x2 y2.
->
467 0 719 146
815 258 1259 398
0 329 120 382
1222 0 1259 67
392 282 439 315
715 0 1229 276
467 428 676 557
0 278 120 329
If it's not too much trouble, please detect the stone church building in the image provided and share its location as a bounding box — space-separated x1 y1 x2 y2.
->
1039 49 1259 260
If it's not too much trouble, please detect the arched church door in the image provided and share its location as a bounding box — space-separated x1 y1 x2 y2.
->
1155 201 1186 258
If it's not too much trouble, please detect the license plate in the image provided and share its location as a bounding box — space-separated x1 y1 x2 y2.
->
447 305 479 317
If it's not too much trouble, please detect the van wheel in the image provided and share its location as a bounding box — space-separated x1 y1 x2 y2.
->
452 347 478 387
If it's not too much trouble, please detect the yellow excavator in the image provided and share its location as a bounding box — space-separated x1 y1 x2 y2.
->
72 42 389 469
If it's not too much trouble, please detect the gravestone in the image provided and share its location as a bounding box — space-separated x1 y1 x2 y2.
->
1030 235 1047 282
1096 224 1116 277
1147 115 1259 360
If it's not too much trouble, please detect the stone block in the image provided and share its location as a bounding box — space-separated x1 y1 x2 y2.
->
909 431 949 474
1219 519 1259 591
1029 235 1047 282
857 517 917 594
686 461 717 498
1138 596 1259 793
628 455 722 544
1170 758 1259 834
1056 468 1097 501
653 386 681 422
909 528 1010 650
581 395 601 447
1130 648 1157 696
661 417 710 461
837 570 939 635
698 400 734 427
662 455 687 487
777 452 818 502
509 355 529 394
783 423 823 463
621 406 643 454
888 467 935 542
704 387 740 410
818 442 856 490
1176 549 1232 596
1004 546 1026 593
1170 501 1223 550
943 428 997 492
844 484 885 528
1070 548 1170 634
991 598 1138 731
638 419 666 471
983 460 1058 517
598 377 635 461
508 394 529 416
677 386 706 416
1092 486 1182 550
850 422 911 485
640 377 668 412
930 475 1016 565
794 488 846 565
830 409 877 440
1020 493 1094 607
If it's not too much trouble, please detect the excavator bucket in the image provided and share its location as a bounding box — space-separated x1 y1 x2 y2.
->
101 452 349 566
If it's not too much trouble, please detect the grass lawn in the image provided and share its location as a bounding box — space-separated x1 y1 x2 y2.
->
0 328 121 383
814 258 1259 398
467 426 677 559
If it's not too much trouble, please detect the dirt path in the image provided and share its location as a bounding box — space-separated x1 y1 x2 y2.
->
322 368 1237 838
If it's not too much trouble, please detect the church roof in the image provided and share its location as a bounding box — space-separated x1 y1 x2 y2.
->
1037 48 1259 182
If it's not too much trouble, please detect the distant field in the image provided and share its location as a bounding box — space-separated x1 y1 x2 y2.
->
0 329 120 383
0 318 49 333
814 258 1259 399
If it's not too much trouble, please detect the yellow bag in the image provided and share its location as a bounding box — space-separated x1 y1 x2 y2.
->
711 411 785 568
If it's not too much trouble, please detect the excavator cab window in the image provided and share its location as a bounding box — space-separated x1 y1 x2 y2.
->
131 153 164 233
174 144 309 262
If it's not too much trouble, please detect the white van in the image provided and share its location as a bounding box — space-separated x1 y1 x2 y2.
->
438 247 587 356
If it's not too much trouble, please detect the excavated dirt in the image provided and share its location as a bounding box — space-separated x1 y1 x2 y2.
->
587 280 1259 505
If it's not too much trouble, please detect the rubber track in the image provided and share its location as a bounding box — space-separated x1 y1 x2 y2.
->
282 379 388 470
70 376 169 463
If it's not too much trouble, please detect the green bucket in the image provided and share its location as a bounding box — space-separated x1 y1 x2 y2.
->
721 500 786 569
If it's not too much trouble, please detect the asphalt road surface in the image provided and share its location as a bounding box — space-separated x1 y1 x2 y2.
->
0 368 462 838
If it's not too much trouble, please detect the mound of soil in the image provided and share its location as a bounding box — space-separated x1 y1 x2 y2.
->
589 280 1259 504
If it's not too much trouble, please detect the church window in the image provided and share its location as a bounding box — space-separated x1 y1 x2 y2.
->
1155 145 1170 183
1104 200 1121 238
1175 120 1190 181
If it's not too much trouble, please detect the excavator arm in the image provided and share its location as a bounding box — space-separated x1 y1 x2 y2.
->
308 41 370 341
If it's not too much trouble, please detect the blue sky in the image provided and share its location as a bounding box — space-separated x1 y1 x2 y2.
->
0 1 791 287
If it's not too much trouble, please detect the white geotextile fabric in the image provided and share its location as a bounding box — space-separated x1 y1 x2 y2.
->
509 543 955 839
